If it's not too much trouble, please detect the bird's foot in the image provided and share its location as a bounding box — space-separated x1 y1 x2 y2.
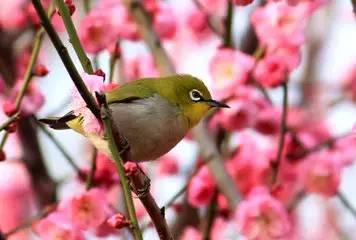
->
129 164 151 198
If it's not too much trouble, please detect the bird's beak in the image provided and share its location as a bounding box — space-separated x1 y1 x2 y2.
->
204 99 230 108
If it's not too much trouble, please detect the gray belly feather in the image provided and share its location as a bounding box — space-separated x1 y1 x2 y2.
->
109 95 188 162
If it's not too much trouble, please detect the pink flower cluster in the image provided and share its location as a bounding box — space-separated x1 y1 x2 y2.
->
79 0 177 54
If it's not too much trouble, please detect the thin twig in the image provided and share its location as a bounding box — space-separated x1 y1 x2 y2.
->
55 0 94 74
36 121 81 172
337 191 356 219
109 42 120 83
202 190 217 240
0 112 20 132
31 0 100 120
86 147 97 190
223 0 234 48
100 98 142 240
271 82 288 184
287 133 348 160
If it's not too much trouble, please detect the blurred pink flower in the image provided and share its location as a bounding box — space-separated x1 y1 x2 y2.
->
186 9 212 40
0 0 28 30
227 134 271 194
0 162 35 240
79 11 120 54
252 1 309 49
107 212 130 229
153 3 177 39
235 187 291 239
210 48 255 98
188 166 216 207
180 226 202 240
34 211 84 240
301 151 341 197
254 106 281 135
234 0 254 5
254 54 288 88
125 54 160 81
342 63 356 101
63 188 109 230
210 86 268 131
157 154 179 176
199 0 227 16
71 73 105 134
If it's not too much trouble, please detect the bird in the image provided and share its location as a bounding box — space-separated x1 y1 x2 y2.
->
39 74 229 162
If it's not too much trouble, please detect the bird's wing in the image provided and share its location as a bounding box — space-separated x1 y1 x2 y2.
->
105 79 155 104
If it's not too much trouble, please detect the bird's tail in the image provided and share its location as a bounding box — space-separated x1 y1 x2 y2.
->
38 111 77 130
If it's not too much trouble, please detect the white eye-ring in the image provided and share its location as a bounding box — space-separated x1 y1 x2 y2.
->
189 89 202 102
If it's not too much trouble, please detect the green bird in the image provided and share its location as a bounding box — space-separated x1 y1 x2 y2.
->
40 74 229 162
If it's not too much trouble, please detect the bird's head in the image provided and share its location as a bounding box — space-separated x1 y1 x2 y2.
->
164 75 229 128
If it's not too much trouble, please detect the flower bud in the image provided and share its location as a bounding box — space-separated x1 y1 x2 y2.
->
3 101 17 117
34 64 49 77
107 213 130 229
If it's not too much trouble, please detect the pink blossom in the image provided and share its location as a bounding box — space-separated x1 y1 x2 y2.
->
199 0 227 16
157 154 179 176
226 134 271 194
63 188 109 230
188 166 216 207
71 73 105 134
235 187 291 239
210 48 255 98
107 212 130 229
186 9 211 40
0 0 28 30
254 106 281 135
153 3 177 39
254 54 288 88
79 11 120 54
125 54 160 81
301 151 341 197
180 226 202 240
0 162 36 240
34 211 84 240
98 0 139 40
342 63 356 101
210 86 268 131
234 0 254 5
92 152 117 187
252 1 309 49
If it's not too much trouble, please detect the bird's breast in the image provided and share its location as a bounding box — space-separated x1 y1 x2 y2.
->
109 95 188 162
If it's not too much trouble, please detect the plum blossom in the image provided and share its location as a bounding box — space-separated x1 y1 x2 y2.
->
188 166 216 207
235 187 291 239
71 73 105 134
186 9 212 40
0 162 36 240
180 226 202 240
153 2 177 39
34 211 84 240
226 134 271 194
62 188 110 230
301 151 342 197
252 1 309 49
210 48 255 98
125 54 160 81
157 154 179 176
210 86 268 131
79 11 121 54
234 0 254 5
254 54 288 88
254 106 281 135
0 0 28 30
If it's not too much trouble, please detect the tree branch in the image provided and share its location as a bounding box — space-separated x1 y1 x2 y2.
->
100 97 142 240
31 0 100 120
271 82 288 184
337 191 356 219
56 0 94 74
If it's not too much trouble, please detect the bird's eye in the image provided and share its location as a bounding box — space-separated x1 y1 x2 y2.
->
189 89 202 102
